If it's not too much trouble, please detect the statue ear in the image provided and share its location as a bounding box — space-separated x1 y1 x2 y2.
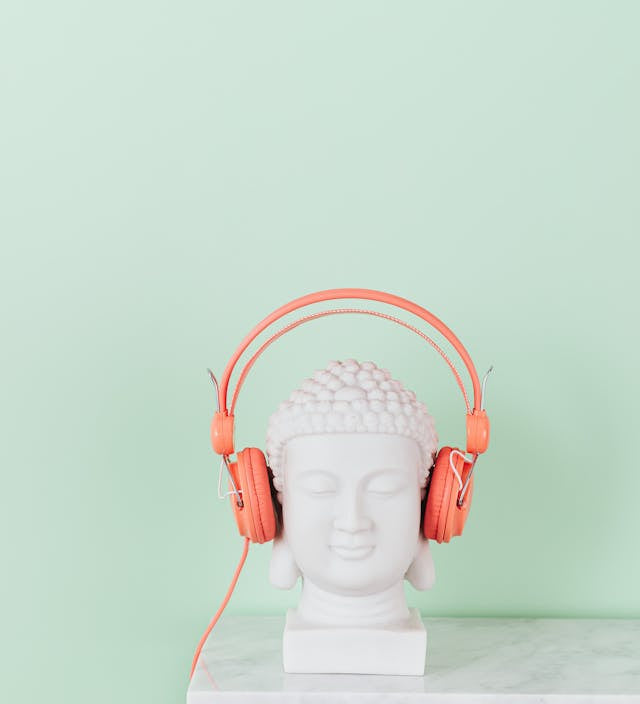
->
405 537 435 590
269 534 301 590
266 465 283 533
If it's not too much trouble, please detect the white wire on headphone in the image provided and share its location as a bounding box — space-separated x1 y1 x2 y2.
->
217 457 243 505
449 449 474 491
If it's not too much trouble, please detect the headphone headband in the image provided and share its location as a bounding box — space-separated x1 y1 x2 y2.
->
229 307 473 417
219 288 481 411
213 288 490 456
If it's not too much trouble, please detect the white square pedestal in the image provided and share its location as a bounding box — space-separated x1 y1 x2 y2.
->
283 607 426 675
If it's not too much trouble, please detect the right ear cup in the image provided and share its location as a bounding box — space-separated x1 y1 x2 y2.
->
423 447 474 543
228 447 277 544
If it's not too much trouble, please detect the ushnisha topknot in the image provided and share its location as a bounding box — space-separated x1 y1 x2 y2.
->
265 359 438 492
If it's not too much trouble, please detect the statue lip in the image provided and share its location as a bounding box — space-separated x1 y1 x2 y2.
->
329 544 375 559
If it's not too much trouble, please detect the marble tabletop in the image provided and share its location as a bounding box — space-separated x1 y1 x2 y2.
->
187 615 640 703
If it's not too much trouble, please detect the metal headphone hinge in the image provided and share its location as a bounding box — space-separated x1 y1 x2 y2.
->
481 365 493 411
207 368 221 412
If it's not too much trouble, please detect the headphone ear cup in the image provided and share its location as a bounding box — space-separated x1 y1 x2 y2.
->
230 448 277 544
423 447 473 543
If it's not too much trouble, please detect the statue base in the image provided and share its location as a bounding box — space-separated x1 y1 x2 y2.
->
282 607 426 675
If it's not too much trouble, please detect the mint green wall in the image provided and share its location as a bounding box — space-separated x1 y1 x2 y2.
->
2 2 639 703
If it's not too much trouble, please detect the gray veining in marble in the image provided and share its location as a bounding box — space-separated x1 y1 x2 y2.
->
187 615 640 703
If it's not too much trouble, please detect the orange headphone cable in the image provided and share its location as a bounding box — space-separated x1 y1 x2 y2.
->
189 537 250 679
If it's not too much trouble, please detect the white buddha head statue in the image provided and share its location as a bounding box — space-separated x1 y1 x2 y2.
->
265 359 438 613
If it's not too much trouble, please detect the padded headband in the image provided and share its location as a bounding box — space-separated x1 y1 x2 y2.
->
219 288 481 412
229 308 472 415
212 288 490 457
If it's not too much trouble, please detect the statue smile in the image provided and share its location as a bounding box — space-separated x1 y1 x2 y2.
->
329 544 375 560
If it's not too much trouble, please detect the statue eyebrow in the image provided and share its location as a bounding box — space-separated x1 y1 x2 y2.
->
360 467 414 486
294 468 340 481
294 467 411 477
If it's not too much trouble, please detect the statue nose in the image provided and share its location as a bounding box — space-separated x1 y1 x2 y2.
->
333 492 373 533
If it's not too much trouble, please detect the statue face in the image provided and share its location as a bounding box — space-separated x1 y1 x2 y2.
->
281 433 422 596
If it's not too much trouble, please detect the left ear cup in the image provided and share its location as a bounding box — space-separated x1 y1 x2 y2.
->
423 447 474 543
228 447 277 544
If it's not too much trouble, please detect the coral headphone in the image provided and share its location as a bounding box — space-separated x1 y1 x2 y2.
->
210 287 490 545
190 288 491 678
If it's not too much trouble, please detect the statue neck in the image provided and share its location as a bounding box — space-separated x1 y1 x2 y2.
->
297 578 410 627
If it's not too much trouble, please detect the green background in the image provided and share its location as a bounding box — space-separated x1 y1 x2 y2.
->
2 2 639 703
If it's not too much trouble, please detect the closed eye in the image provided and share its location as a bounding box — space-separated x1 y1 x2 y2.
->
296 471 338 496
366 472 408 496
